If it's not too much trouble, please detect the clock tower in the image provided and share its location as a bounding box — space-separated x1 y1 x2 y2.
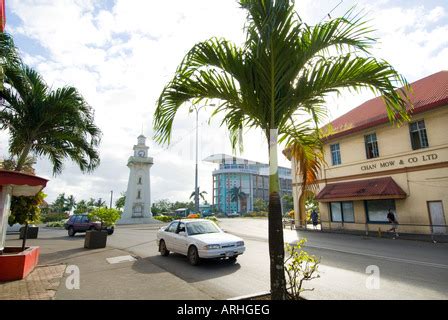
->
117 134 156 224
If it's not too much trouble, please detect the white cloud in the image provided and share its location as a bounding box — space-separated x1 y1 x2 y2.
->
2 0 447 205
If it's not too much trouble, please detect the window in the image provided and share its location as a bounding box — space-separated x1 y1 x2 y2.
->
330 143 341 166
365 199 396 222
138 177 142 185
177 222 186 234
81 216 90 223
365 133 379 159
137 190 141 199
410 120 429 150
330 202 355 222
166 222 179 233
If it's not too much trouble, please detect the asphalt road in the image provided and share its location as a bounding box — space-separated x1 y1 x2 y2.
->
13 218 446 300
106 218 448 300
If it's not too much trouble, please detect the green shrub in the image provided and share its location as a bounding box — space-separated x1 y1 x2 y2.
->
284 239 320 300
243 211 268 218
88 207 121 227
47 220 66 228
42 213 69 223
154 215 174 223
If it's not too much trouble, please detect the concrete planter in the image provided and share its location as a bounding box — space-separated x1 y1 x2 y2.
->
19 226 39 239
84 230 108 249
0 246 40 281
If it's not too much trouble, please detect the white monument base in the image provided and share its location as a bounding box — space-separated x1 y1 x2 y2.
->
116 216 160 225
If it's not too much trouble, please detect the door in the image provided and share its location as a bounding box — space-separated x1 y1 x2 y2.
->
428 201 447 234
79 215 91 231
172 222 188 255
163 221 178 251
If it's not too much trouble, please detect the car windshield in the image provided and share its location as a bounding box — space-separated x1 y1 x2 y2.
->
186 221 220 235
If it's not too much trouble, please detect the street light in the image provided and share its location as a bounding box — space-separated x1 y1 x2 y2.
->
190 103 215 213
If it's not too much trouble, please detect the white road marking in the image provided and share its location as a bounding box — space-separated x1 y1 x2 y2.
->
106 255 137 264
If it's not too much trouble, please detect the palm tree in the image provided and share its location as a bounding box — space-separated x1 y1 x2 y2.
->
189 188 208 202
230 186 247 213
66 195 76 213
153 0 410 299
94 198 106 208
0 64 101 174
284 127 324 225
0 32 21 89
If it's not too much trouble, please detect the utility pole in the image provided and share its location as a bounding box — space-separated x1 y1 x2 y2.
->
110 190 113 209
192 103 215 213
194 108 199 213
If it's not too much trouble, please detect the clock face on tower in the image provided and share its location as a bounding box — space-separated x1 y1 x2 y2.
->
137 150 145 157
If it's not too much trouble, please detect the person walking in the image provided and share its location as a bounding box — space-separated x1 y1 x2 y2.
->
311 209 319 230
387 209 399 239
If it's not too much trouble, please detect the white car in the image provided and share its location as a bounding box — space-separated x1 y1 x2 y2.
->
6 223 23 234
156 219 245 265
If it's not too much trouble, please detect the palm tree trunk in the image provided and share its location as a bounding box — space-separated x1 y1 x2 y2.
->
268 129 287 300
15 144 32 172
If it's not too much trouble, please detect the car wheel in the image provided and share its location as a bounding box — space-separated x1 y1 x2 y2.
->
159 240 170 256
188 246 200 266
107 229 114 236
68 227 75 237
228 256 237 263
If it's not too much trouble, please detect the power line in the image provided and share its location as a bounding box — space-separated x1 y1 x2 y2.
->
320 0 344 23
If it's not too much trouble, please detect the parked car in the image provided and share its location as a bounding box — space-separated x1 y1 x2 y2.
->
156 219 245 265
227 212 240 218
64 214 114 237
6 223 23 234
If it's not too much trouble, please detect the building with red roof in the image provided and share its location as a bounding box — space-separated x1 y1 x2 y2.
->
287 71 448 236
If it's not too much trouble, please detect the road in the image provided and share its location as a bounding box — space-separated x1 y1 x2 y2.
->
107 218 448 300
9 218 446 300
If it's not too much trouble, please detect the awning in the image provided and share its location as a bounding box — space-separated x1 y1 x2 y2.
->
0 170 48 196
316 177 407 202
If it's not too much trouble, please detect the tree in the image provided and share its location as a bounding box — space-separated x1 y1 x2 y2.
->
74 200 89 214
1 155 35 174
189 188 208 202
0 32 21 90
51 193 68 214
253 198 268 212
66 195 76 213
0 63 101 174
115 193 126 211
8 191 46 251
87 207 121 230
285 129 324 225
94 198 106 208
153 0 409 299
281 194 294 214
230 186 247 213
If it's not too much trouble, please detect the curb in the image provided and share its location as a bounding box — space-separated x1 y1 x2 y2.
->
227 291 271 300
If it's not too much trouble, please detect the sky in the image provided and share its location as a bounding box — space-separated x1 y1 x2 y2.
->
0 0 447 205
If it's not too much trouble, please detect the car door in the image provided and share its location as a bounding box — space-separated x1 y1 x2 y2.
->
79 215 91 232
163 221 178 252
72 215 83 232
172 222 189 255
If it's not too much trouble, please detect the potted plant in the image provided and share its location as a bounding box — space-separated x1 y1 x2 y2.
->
0 191 46 281
84 207 121 249
8 192 46 249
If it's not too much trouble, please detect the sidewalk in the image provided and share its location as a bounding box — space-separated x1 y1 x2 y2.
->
1 229 212 300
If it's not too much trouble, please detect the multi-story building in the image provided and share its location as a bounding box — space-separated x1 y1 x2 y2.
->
204 154 292 214
287 71 448 235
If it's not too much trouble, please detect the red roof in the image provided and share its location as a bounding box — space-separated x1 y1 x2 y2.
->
326 71 448 140
0 170 48 196
316 177 407 202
